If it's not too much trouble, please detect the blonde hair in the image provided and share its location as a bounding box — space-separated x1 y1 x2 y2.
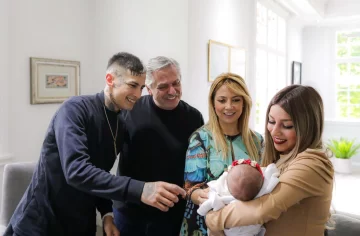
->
261 85 325 172
207 73 261 160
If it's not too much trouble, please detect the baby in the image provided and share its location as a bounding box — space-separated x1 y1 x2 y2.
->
227 161 264 202
198 159 279 236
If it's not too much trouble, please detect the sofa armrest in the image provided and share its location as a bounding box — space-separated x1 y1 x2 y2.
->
334 211 360 220
0 225 7 235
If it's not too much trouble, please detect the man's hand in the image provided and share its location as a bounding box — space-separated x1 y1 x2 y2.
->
191 188 209 205
141 181 186 212
103 215 120 236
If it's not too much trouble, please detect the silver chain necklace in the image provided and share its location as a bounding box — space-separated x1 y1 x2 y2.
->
102 105 118 158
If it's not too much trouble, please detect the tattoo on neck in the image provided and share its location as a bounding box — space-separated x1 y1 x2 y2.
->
104 91 118 111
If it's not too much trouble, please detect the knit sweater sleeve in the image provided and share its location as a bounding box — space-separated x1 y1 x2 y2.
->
54 100 144 204
205 151 333 233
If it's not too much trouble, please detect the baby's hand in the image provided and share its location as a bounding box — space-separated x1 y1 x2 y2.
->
191 188 209 205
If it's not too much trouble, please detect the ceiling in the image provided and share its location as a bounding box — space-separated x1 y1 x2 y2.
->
275 0 360 26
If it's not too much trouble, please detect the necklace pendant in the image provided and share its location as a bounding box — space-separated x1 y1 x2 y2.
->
103 105 119 159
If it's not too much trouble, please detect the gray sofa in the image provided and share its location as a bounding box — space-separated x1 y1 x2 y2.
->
328 211 360 236
0 162 36 234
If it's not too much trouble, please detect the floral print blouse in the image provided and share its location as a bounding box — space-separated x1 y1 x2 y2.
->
180 126 263 236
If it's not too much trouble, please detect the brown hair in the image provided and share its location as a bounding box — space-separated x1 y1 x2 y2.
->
261 85 324 172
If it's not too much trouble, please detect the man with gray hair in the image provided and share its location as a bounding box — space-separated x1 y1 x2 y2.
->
113 56 204 236
4 52 186 236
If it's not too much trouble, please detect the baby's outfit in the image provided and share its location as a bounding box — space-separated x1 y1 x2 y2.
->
198 163 280 236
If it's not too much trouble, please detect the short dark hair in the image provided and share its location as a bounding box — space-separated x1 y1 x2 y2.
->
107 52 145 76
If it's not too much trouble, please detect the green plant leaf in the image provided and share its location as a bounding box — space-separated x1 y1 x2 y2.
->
327 137 360 159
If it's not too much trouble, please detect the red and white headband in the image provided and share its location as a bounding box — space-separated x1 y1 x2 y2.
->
229 159 263 178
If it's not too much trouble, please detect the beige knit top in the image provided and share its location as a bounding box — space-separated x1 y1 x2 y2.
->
205 149 334 236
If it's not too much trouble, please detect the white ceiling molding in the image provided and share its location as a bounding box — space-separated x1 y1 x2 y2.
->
275 0 360 27
275 0 324 17
325 0 360 18
308 0 327 18
258 0 292 19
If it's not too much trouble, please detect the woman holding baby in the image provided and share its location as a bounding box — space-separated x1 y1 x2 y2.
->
205 85 334 236
180 72 333 236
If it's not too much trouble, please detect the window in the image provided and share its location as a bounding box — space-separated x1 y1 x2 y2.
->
255 2 287 133
336 30 360 119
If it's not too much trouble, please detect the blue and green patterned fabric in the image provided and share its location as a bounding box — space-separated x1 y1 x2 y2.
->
180 126 263 236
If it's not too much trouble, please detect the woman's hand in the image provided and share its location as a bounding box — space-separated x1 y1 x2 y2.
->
191 188 209 205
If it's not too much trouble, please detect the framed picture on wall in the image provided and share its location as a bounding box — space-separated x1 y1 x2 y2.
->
30 57 80 104
208 40 246 82
291 61 302 85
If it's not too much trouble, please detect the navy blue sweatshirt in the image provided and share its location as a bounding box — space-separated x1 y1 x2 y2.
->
114 95 204 234
5 91 144 236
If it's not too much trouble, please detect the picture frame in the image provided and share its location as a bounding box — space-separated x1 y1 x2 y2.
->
30 57 80 104
291 61 302 85
208 40 246 82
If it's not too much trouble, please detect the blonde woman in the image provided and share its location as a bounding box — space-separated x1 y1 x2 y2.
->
205 85 334 236
180 73 263 236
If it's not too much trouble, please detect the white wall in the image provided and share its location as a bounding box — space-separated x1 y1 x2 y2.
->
3 0 304 162
93 0 189 97
8 0 97 163
326 0 360 18
0 0 11 216
186 0 256 123
0 0 10 160
287 18 303 85
5 0 189 162
303 23 360 164
302 24 359 117
186 0 303 126
303 26 336 118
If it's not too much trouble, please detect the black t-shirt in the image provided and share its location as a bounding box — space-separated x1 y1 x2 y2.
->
114 95 204 224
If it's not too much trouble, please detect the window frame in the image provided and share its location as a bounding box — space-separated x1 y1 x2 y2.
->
254 0 288 133
335 30 360 120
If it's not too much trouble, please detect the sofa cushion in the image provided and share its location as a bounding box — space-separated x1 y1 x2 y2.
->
327 213 360 236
